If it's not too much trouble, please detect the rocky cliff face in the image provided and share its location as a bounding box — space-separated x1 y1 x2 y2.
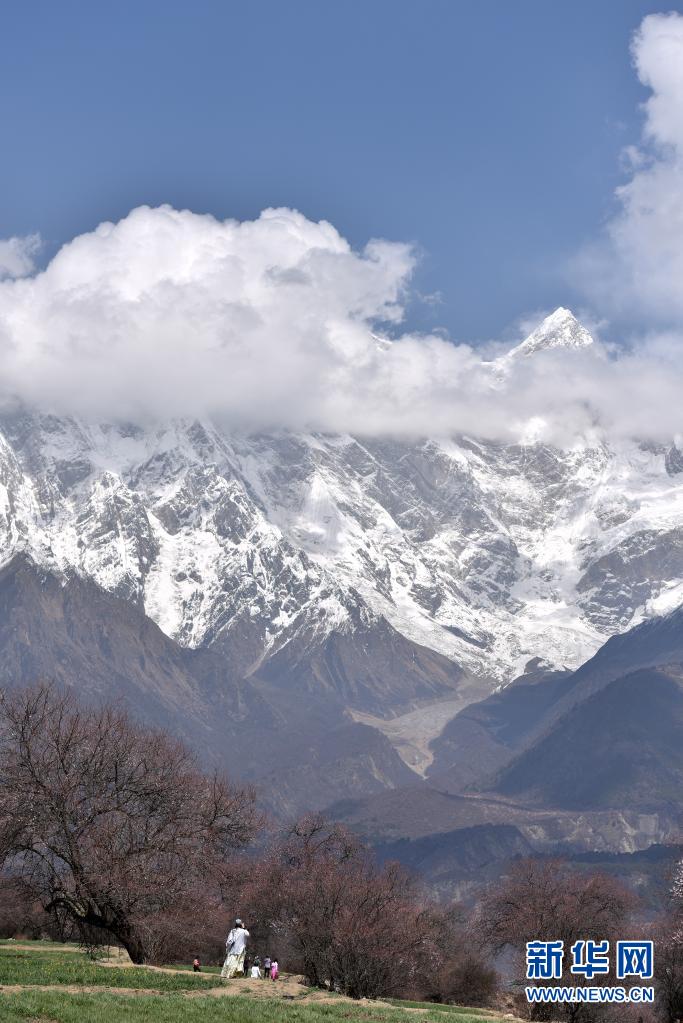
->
1 309 683 715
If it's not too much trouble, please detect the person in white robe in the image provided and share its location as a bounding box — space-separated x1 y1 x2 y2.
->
221 918 250 979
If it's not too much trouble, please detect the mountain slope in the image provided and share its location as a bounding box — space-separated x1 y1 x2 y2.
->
430 600 683 790
474 598 683 812
254 611 467 717
0 308 682 709
428 664 572 789
0 555 418 808
0 553 239 755
327 604 683 874
374 824 534 898
494 665 683 811
258 721 418 820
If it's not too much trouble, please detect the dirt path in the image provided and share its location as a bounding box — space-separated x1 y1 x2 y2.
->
184 974 346 1001
1 943 82 954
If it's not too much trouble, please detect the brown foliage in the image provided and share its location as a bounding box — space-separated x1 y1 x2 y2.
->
392 903 496 1007
240 814 445 999
478 858 635 955
652 913 683 1023
0 683 262 963
0 875 49 939
478 859 636 1023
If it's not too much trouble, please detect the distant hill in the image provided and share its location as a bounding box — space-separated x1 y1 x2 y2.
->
430 603 683 799
494 665 683 811
0 555 415 812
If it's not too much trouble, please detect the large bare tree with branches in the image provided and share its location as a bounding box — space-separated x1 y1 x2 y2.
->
477 859 635 1022
242 814 444 999
0 683 260 962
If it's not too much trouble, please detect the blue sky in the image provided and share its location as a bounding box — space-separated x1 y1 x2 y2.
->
0 0 669 342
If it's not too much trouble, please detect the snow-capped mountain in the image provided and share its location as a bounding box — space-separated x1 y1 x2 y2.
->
507 306 594 357
1 306 682 712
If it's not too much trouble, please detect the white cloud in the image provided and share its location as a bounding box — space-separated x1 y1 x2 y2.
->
0 204 683 445
3 17 683 449
0 234 41 280
575 12 683 324
0 206 423 428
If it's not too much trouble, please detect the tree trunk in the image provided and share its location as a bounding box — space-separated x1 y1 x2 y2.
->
46 894 147 964
114 922 147 965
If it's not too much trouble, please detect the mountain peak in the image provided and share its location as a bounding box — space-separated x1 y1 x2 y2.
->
509 307 594 358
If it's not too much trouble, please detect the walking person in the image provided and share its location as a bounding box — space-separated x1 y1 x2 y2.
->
221 918 250 980
270 957 279 981
263 955 271 979
250 961 262 979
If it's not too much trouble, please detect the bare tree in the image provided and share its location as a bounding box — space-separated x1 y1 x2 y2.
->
479 858 634 952
243 814 443 999
0 874 49 939
0 683 261 963
419 905 498 1007
650 916 683 1023
477 858 635 1023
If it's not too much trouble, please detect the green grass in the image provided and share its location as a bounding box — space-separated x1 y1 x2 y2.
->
382 999 497 1015
0 939 81 952
0 946 216 992
0 941 511 1023
165 961 223 975
0 991 506 1023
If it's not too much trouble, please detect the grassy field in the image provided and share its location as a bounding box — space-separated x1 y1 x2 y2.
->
382 1000 501 1016
0 992 512 1023
165 960 223 975
0 943 216 991
0 940 518 1023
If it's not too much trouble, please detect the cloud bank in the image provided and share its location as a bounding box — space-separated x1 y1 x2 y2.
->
576 12 683 324
1 13 683 446
0 202 681 446
0 234 41 281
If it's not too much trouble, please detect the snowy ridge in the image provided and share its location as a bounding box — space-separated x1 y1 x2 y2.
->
507 307 594 358
0 309 682 697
